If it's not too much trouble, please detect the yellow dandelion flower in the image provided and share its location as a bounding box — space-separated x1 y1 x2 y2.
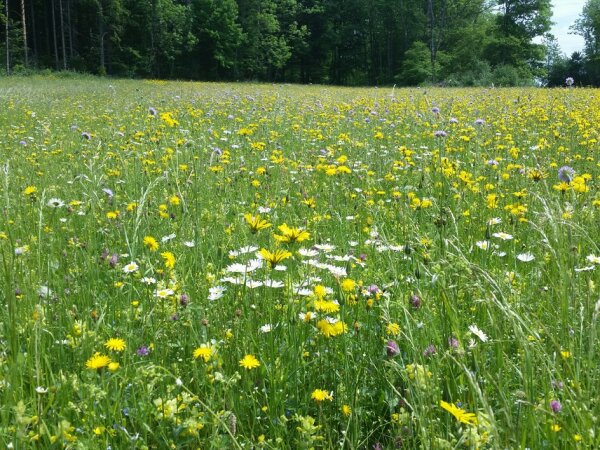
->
244 213 272 233
313 284 327 299
439 400 478 426
143 236 159 251
161 251 176 269
314 300 340 313
23 186 37 196
342 405 352 416
85 353 111 370
108 362 120 372
311 389 333 402
273 223 310 243
340 278 356 292
316 319 347 337
169 195 181 205
258 248 292 267
386 322 401 335
193 345 213 362
551 424 561 432
104 338 126 352
239 354 260 370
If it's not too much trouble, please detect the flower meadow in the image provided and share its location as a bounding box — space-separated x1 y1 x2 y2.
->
0 76 599 449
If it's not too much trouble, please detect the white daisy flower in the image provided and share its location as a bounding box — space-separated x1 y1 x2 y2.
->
220 276 245 285
586 254 600 264
298 248 319 257
183 240 196 248
263 279 285 288
155 288 175 298
245 280 264 289
47 198 65 208
208 286 226 301
492 232 513 240
141 276 157 285
161 233 176 243
259 324 273 333
468 324 488 342
516 252 535 262
123 262 139 273
475 240 490 250
487 217 502 226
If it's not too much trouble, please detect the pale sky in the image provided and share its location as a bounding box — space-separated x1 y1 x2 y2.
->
551 0 586 56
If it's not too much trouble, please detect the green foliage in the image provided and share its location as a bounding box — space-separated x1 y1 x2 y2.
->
398 41 434 86
0 0 577 85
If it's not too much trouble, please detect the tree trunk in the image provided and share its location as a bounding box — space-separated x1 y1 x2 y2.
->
29 0 36 66
67 0 72 60
98 1 105 74
5 0 9 74
51 0 59 69
58 0 66 69
20 0 27 67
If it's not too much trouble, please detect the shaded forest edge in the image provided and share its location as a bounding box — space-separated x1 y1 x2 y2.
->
1 0 600 87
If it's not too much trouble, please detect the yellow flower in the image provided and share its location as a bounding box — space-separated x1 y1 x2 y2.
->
342 405 352 416
144 236 159 251
161 251 176 269
85 353 112 370
273 223 310 243
106 210 120 219
313 284 327 299
386 323 401 336
104 338 126 352
23 186 37 196
239 354 260 370
311 389 333 402
551 424 561 432
316 319 347 337
244 213 272 233
340 279 356 292
108 362 120 372
193 345 213 362
314 300 340 313
169 195 181 205
439 400 478 426
258 248 292 267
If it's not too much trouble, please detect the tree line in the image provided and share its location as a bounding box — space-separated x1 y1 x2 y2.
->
1 0 596 86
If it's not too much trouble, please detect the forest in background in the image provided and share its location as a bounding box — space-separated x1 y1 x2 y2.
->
3 0 600 86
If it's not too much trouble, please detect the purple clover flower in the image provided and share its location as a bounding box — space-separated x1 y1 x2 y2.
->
434 130 447 138
423 344 437 357
550 399 562 413
137 346 149 356
448 336 459 349
410 294 421 309
386 340 400 357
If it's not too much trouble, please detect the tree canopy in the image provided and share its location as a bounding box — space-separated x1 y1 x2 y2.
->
0 0 583 86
